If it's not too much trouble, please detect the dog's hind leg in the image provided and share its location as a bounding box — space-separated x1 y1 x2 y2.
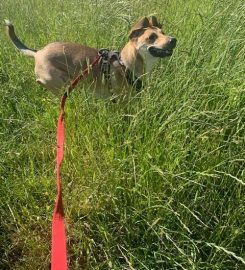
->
35 63 69 96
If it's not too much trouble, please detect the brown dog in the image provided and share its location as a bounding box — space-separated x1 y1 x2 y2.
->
5 16 176 99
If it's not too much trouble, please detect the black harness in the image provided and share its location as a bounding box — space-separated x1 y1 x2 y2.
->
98 48 143 92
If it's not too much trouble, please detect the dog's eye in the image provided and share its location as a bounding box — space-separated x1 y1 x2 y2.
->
149 33 157 42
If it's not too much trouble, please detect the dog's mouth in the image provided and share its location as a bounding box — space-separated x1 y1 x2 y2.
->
148 46 174 58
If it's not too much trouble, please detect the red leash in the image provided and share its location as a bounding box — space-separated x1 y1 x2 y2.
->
51 55 101 270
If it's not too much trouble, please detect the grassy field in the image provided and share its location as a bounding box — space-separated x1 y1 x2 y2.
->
0 0 245 269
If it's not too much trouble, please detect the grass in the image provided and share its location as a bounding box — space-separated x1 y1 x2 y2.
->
0 0 245 269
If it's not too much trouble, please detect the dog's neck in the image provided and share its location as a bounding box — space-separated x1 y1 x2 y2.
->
120 40 158 77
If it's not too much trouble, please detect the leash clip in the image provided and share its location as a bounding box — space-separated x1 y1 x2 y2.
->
98 48 110 60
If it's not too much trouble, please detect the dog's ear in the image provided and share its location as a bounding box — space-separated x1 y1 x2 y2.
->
129 17 150 39
149 16 162 28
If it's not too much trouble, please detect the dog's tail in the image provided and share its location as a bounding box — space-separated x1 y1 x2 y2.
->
4 20 37 57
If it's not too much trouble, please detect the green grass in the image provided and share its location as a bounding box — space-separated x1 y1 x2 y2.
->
0 0 245 269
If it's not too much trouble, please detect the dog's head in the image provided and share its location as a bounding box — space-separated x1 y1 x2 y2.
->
129 16 177 59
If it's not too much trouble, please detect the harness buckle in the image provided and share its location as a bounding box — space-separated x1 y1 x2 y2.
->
98 48 110 60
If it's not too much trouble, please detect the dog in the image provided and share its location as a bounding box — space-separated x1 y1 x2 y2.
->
5 16 176 99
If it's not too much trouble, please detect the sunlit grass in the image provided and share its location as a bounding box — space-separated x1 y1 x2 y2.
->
0 0 244 269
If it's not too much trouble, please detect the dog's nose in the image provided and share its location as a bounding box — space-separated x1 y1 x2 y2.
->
168 37 177 49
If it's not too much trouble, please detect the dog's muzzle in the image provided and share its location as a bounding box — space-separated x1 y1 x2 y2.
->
148 47 174 58
148 37 177 58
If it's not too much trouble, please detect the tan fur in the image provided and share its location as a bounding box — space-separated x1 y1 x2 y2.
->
4 17 176 98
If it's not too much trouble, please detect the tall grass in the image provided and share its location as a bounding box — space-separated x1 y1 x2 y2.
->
0 0 244 269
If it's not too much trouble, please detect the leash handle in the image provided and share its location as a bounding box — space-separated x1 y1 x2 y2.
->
51 54 101 270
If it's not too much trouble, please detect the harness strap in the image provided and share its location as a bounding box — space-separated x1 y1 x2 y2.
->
51 54 101 270
99 48 143 92
125 69 143 92
99 49 112 88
